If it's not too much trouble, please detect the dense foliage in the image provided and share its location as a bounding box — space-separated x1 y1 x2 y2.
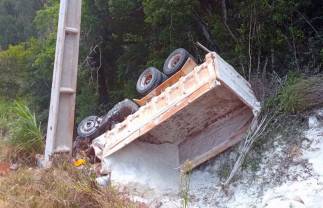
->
0 0 322 126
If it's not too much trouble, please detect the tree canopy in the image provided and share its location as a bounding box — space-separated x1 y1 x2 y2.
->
0 0 322 125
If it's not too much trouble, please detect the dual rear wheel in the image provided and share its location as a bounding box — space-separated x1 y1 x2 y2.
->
77 48 194 139
136 67 167 95
136 48 192 95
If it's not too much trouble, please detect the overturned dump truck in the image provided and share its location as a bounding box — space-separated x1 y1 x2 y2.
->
92 51 261 192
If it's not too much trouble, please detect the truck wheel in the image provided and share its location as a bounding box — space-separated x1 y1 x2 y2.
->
100 99 139 131
136 67 165 95
77 116 102 139
161 72 168 82
163 48 190 76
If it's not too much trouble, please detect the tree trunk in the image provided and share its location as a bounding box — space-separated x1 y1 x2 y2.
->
98 67 109 105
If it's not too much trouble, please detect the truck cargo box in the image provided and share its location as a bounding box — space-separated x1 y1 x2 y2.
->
92 52 260 191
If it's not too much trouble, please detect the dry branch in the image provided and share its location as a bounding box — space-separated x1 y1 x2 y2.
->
224 111 275 186
221 0 239 44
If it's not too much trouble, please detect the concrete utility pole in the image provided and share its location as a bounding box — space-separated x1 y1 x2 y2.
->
44 0 82 162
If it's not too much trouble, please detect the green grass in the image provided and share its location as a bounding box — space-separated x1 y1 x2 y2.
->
273 74 323 113
180 161 193 208
0 99 44 164
275 73 302 113
0 163 141 208
0 98 13 138
9 101 44 154
0 99 142 208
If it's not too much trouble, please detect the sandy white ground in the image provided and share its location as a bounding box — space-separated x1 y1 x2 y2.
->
188 109 323 208
259 115 323 208
103 109 323 208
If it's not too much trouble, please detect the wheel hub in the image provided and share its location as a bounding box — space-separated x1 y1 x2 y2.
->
82 120 95 132
168 53 182 69
141 72 153 87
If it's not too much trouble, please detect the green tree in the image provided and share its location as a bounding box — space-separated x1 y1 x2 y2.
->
0 0 322 126
0 0 43 49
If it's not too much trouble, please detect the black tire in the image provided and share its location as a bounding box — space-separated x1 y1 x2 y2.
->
77 99 139 140
163 48 190 76
136 67 164 95
100 99 139 131
161 72 168 82
77 116 102 139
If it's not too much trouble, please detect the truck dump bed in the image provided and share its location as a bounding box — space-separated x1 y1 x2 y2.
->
93 52 260 174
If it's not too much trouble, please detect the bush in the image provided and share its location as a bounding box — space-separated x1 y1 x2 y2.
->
0 98 14 138
276 75 323 113
10 102 44 154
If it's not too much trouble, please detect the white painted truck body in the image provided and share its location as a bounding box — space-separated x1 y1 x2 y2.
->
92 52 260 191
